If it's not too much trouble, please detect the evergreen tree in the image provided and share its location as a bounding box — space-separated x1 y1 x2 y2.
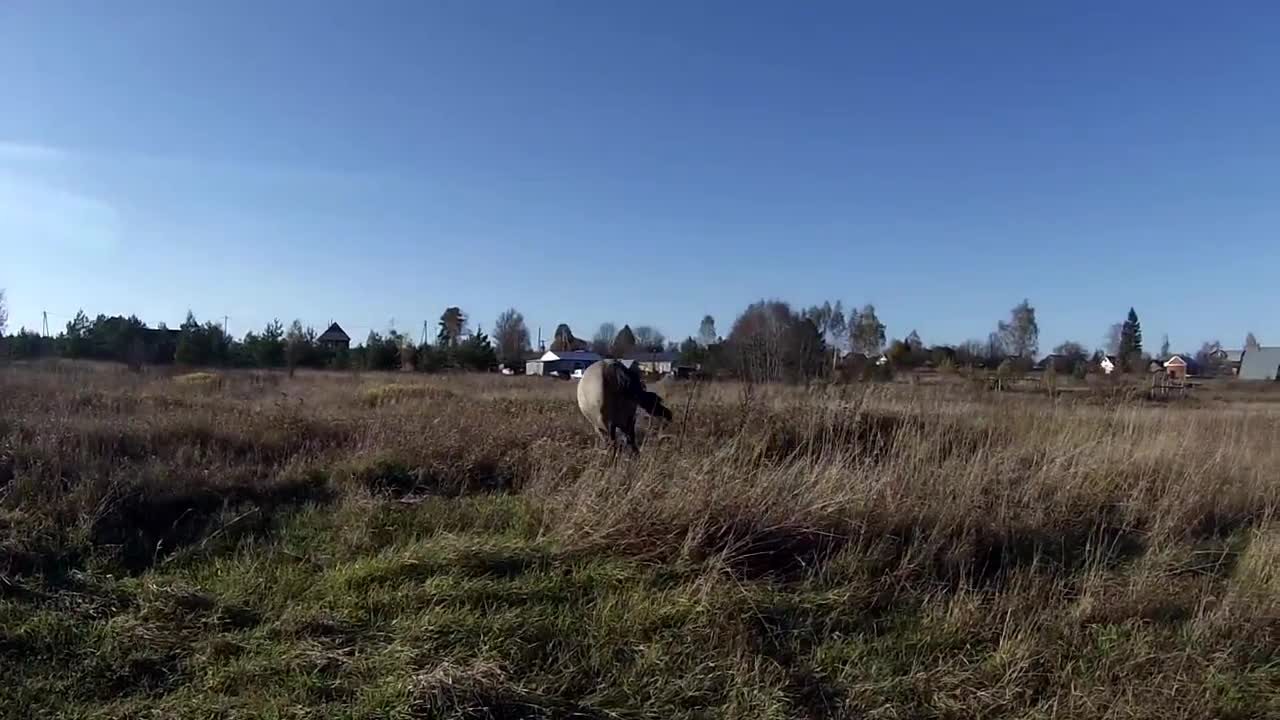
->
437 307 466 347
612 325 637 356
175 311 207 365
455 331 498 371
1119 308 1143 370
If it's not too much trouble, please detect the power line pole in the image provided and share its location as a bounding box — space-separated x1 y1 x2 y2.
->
421 320 429 347
42 311 49 337
223 315 229 337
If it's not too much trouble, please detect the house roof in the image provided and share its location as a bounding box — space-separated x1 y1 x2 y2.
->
1163 356 1188 367
1223 349 1244 363
539 350 601 363
1239 347 1280 381
317 323 350 342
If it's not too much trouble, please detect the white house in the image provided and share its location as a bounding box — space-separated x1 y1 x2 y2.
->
1099 356 1116 375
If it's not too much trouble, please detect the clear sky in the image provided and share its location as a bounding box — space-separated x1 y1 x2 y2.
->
2 2 1277 353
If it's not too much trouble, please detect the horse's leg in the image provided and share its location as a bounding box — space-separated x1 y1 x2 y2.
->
623 416 639 453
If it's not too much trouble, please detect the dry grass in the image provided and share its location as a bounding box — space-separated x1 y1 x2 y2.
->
1 361 1278 718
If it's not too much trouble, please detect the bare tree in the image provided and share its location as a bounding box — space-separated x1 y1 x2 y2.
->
956 339 987 366
986 331 1007 363
728 300 794 382
698 315 717 346
493 308 531 364
1196 340 1226 376
997 299 1038 359
591 322 617 355
1052 341 1088 373
1159 334 1171 359
1103 323 1124 356
633 325 665 351
849 304 886 356
1245 332 1260 351
0 289 7 336
803 300 848 348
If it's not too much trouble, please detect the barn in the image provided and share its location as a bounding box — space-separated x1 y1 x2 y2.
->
526 350 601 377
1238 347 1280 381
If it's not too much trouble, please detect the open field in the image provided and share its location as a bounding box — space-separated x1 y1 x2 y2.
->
2 362 1279 719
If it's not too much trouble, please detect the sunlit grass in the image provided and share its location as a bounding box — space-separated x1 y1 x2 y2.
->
1 363 1277 718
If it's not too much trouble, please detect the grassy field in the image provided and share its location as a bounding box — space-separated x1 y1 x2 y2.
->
2 362 1278 719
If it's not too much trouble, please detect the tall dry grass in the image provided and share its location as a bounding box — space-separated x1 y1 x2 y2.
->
2 361 1278 718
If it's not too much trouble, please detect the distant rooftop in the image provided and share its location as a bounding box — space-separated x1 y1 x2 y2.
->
317 323 350 342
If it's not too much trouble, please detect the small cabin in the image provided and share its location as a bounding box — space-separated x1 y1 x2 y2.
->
317 323 351 351
1163 355 1190 381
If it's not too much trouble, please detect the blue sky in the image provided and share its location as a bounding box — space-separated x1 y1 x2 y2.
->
2 2 1277 352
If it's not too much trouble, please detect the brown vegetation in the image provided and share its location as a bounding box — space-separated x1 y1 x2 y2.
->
1 361 1278 718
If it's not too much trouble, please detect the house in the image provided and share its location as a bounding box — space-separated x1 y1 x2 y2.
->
1163 354 1200 381
1099 356 1116 375
1238 346 1280 381
622 350 679 376
317 323 350 351
1036 354 1081 373
526 350 601 377
1220 349 1244 375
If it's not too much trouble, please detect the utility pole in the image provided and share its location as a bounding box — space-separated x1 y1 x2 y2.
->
421 320 429 347
223 315 229 337
42 311 49 337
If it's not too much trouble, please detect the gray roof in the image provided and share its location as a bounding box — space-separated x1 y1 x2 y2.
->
1239 347 1280 381
540 350 601 363
1223 349 1244 363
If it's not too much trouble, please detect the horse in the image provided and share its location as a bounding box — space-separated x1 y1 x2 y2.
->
576 360 673 451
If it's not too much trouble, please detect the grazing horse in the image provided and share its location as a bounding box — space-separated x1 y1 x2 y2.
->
576 360 673 451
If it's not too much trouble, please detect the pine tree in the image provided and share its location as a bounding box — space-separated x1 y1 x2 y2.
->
1118 308 1143 371
612 325 637 356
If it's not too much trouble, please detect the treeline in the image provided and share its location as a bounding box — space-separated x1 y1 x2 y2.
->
2 295 1239 383
1 310 497 373
660 298 1056 383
